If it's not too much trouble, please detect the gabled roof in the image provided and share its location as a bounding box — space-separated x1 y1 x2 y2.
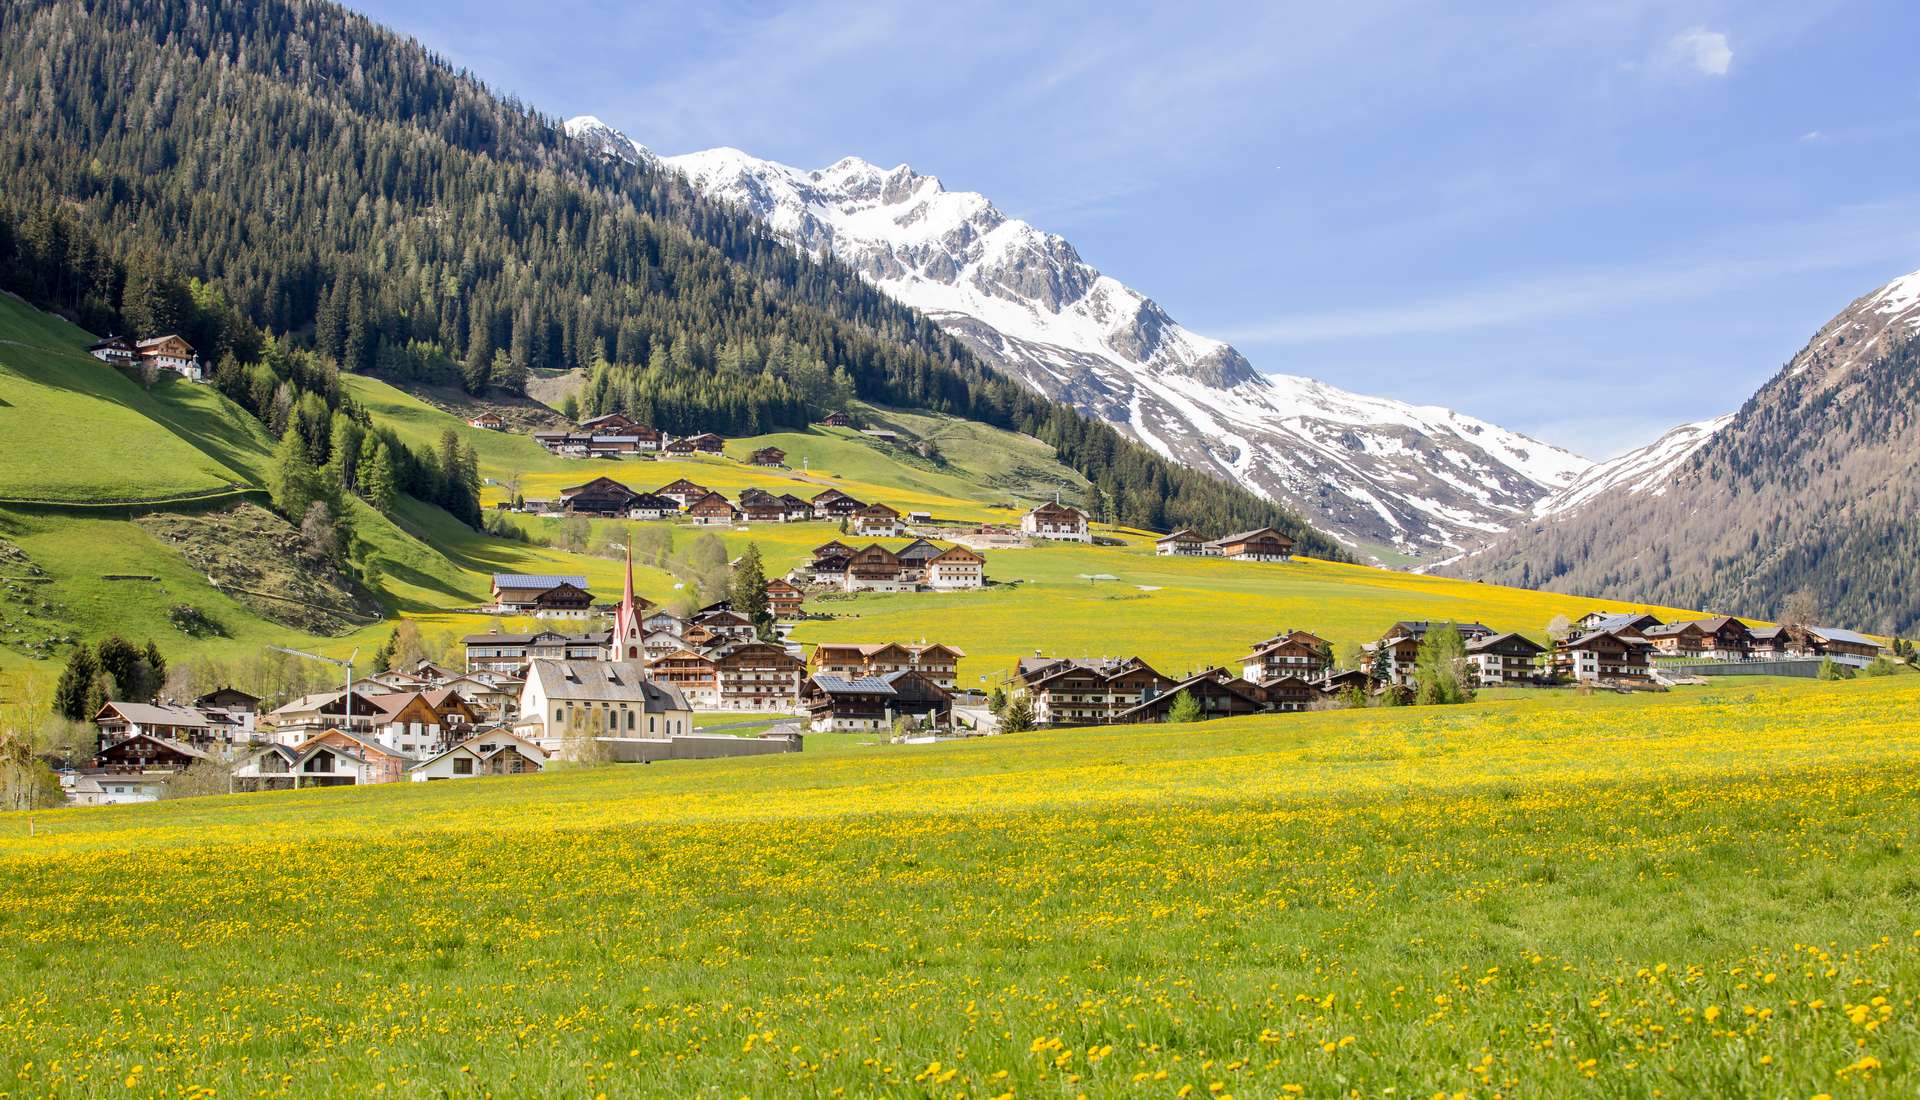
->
1206 527 1294 547
559 476 637 497
655 478 709 493
492 574 589 590
93 701 219 728
1154 529 1201 543
928 545 984 564
1027 501 1085 520
1809 625 1879 647
810 675 897 696
1465 631 1546 655
526 659 689 710
1560 629 1652 651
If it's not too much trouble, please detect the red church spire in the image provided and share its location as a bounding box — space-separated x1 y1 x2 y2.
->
611 536 640 661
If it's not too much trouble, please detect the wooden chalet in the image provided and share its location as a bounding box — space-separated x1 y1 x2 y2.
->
739 496 789 524
467 412 505 430
85 334 138 365
893 538 945 569
654 479 710 508
1237 630 1332 685
686 491 739 525
1553 629 1653 683
1204 527 1295 562
852 502 906 537
1115 667 1268 723
1021 501 1089 543
662 437 697 455
92 732 208 772
559 476 643 516
462 629 614 674
713 642 807 711
1260 673 1320 713
925 544 985 590
682 432 726 453
811 490 865 518
810 642 965 690
579 412 641 433
1154 529 1204 556
802 675 898 732
843 544 913 592
817 411 851 428
1464 632 1547 686
645 649 720 708
1018 656 1174 727
766 579 805 619
749 447 787 467
94 334 203 381
1642 616 1753 661
1367 621 1496 687
490 573 595 618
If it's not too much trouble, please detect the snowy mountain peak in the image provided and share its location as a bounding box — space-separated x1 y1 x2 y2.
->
616 133 1599 558
562 115 653 165
1534 414 1732 518
1867 267 1920 328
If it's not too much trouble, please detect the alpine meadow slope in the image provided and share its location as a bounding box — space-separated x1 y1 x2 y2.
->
574 126 1595 562
1450 269 1920 635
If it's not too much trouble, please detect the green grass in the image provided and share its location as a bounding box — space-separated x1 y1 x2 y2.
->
0 295 250 500
3 675 1916 1096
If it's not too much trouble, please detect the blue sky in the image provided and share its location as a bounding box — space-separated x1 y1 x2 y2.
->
353 0 1920 459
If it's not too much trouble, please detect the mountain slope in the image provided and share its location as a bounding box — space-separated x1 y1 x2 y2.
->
1532 413 1734 518
632 137 1588 561
1448 269 1920 634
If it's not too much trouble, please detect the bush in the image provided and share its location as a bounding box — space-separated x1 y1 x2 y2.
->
1164 690 1203 724
1817 658 1852 681
1864 656 1899 678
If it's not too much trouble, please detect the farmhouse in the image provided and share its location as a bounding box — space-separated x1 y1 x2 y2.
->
766 578 805 619
1553 629 1653 684
1204 528 1295 562
1643 616 1753 661
811 642 965 690
925 544 986 590
92 701 249 749
852 503 906 538
260 689 386 741
288 730 413 786
682 432 726 453
817 411 851 428
749 446 787 466
811 489 865 517
662 437 696 455
1464 632 1547 686
409 730 549 781
685 492 739 525
91 333 204 381
712 642 808 711
1260 673 1321 712
1116 667 1268 723
894 538 945 570
462 629 613 674
84 334 137 366
843 544 914 592
1576 611 1663 636
363 688 479 757
1365 621 1497 687
646 648 720 707
558 476 643 516
516 658 693 751
467 412 505 430
490 573 595 618
1021 502 1090 543
1016 656 1174 727
654 479 710 508
1237 630 1333 684
801 670 950 732
1154 529 1205 556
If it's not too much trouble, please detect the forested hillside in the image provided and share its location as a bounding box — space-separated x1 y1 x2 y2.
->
1450 273 1920 635
0 0 1335 551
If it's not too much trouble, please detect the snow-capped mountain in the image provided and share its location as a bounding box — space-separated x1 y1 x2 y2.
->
564 117 1591 558
1533 414 1733 518
564 115 656 166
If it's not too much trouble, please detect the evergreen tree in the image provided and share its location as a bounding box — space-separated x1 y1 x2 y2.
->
730 542 771 635
1413 624 1473 706
94 635 146 702
1165 690 1203 724
270 429 327 523
364 442 399 513
52 646 98 721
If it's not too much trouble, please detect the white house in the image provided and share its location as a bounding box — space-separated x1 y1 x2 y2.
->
1021 502 1090 542
925 545 985 590
409 730 549 781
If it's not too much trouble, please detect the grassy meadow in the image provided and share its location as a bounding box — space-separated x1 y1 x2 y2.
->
3 675 1916 1096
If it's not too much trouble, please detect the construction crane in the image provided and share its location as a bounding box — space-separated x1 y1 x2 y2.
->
267 645 359 725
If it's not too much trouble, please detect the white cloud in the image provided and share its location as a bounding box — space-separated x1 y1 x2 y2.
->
1666 27 1733 76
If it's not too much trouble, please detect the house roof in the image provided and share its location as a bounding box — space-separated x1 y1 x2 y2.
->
1207 527 1294 547
492 574 589 589
1809 625 1879 647
1465 632 1546 654
94 701 219 728
526 659 689 710
810 675 897 696
1027 501 1085 520
1154 529 1201 543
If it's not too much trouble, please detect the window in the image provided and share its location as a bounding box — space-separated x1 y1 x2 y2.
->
453 757 473 776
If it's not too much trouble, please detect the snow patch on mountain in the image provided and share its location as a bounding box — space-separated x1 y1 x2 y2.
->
1534 414 1734 517
559 121 1594 558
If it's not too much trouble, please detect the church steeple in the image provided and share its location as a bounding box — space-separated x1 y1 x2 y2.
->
610 537 641 661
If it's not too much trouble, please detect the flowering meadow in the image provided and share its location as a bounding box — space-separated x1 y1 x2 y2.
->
3 676 1918 1097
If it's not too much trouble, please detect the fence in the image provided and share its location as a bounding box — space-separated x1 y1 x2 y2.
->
1660 658 1825 679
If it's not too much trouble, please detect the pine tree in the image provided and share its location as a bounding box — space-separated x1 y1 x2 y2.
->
270 429 327 522
1413 624 1473 706
1165 690 1203 724
364 441 399 513
52 646 98 721
731 542 771 635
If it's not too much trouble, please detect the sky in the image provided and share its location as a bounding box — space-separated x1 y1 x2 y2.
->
353 0 1920 459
